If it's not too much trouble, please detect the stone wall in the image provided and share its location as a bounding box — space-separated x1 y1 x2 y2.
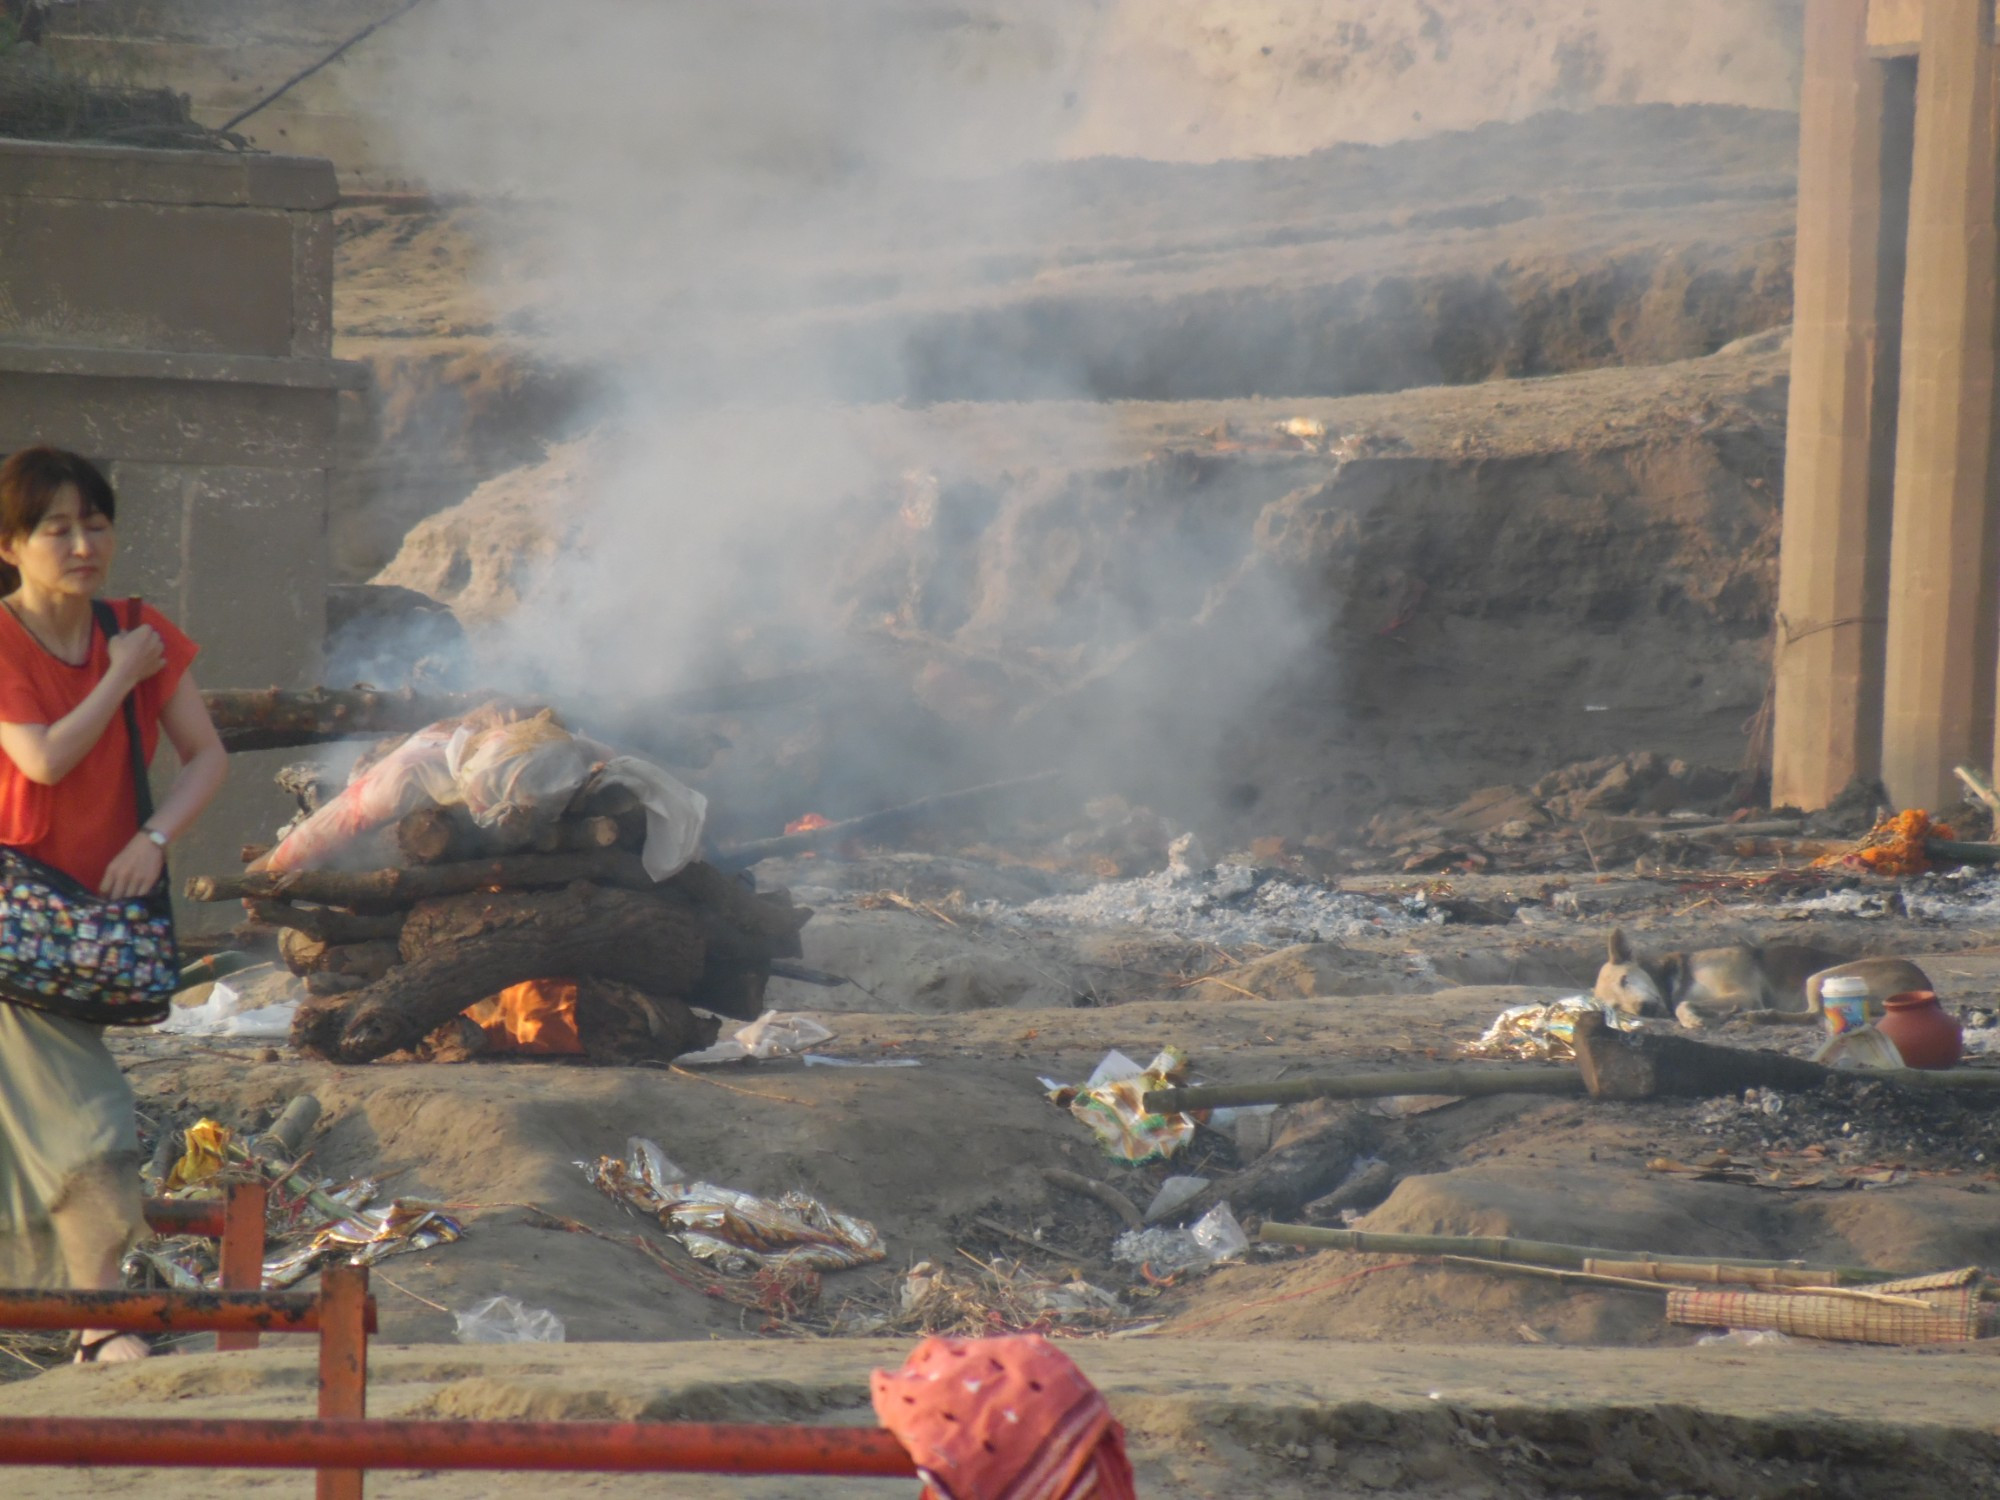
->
0 138 362 931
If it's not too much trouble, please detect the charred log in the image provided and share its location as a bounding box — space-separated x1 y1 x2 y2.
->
277 931 400 981
246 901 406 947
290 883 706 1063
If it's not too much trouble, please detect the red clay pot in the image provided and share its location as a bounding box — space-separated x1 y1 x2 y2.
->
1874 991 1963 1070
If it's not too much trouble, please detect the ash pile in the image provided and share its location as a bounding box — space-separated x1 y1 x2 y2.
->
183 702 809 1065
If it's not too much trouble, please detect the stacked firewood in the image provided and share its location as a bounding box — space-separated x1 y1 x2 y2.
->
183 780 811 1065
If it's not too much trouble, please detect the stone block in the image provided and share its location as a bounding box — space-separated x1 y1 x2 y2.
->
179 465 327 689
291 213 335 357
0 199 296 356
0 370 342 468
100 462 192 620
0 138 336 212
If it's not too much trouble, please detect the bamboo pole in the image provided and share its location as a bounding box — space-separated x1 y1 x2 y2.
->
1258 1224 1905 1285
1143 1066 1583 1114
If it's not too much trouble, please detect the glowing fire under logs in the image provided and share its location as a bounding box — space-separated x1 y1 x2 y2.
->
462 980 585 1055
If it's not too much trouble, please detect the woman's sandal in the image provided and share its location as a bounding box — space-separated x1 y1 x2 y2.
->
73 1331 151 1364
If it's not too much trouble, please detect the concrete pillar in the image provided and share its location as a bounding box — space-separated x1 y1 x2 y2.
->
1772 0 1912 810
1881 0 2000 809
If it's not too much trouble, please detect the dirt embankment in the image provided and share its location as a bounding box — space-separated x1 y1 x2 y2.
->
331 104 1796 578
379 333 1789 839
1068 0 1804 161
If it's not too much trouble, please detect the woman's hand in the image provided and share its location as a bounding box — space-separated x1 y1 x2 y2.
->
100 833 165 900
106 625 166 689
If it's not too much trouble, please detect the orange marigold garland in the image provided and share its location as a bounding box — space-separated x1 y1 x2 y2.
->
1813 809 1954 877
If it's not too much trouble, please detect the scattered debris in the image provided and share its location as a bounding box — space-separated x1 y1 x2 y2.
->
998 866 1425 947
1464 995 1637 1062
676 1011 835 1066
1111 1203 1250 1277
1050 1049 1202 1164
582 1136 885 1274
453 1295 566 1344
842 1259 1126 1337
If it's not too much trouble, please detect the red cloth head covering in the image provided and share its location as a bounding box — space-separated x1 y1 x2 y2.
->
871 1335 1137 1500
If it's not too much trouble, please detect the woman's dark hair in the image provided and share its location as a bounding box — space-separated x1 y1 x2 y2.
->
0 446 117 593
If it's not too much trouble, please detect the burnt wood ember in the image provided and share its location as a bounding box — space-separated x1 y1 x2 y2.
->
575 981 718 1063
383 981 718 1064
291 883 707 1063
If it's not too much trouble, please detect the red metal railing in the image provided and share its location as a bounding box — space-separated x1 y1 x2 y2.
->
0 1417 918 1477
0 1262 375 1499
2 1193 925 1496
142 1176 269 1349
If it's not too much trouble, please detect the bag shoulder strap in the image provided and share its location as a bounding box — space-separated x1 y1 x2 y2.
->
89 599 155 827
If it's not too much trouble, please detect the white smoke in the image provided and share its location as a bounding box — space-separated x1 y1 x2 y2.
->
361 0 1320 830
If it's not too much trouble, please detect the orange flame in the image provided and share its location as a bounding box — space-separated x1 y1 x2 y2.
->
785 812 833 836
463 980 584 1055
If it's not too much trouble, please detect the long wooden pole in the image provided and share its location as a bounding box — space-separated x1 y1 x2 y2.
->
710 771 1063 870
1143 1066 1583 1114
1257 1224 1905 1285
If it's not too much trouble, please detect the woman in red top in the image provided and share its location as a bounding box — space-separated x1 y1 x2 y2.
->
0 447 226 1361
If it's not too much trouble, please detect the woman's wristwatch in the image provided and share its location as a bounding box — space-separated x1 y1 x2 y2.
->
143 827 170 849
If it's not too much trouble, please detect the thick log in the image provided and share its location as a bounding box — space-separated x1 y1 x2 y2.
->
201 688 724 765
290 883 706 1063
575 981 719 1064
711 771 1063 870
1572 1013 2000 1096
394 808 628 865
1145 1066 1583 1114
245 901 405 946
187 851 661 908
277 932 399 981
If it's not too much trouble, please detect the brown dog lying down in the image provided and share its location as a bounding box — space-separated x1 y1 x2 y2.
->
1594 930 1931 1029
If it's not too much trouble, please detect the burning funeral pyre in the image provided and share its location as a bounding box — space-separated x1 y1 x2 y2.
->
182 702 810 1065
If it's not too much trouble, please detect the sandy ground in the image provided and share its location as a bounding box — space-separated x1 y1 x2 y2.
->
4 1336 1997 1498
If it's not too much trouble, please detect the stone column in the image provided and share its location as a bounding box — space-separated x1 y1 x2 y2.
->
1772 0 1912 810
1881 0 2000 809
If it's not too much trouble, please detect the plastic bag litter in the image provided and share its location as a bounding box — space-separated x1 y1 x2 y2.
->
1812 1025 1907 1071
164 1119 234 1192
453 1295 565 1344
1111 1202 1250 1276
1143 1176 1210 1225
802 1054 923 1069
261 1199 466 1288
582 1136 884 1274
1696 1328 1796 1348
675 1011 834 1066
1464 995 1637 1062
161 978 298 1039
1050 1047 1201 1164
